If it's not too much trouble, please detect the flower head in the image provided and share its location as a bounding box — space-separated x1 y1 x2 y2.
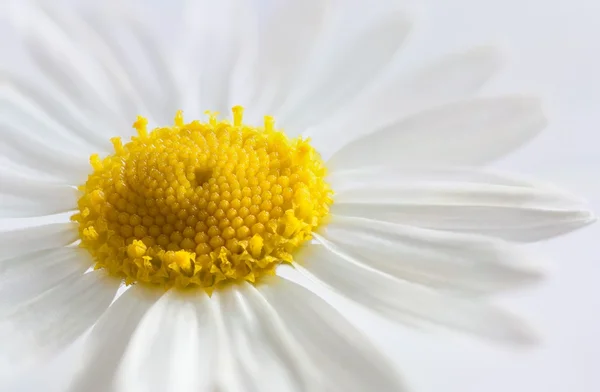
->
74 109 332 290
0 0 594 391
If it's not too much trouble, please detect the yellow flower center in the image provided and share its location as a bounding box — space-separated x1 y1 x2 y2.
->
72 107 332 291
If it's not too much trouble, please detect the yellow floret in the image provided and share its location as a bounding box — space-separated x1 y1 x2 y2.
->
72 107 332 291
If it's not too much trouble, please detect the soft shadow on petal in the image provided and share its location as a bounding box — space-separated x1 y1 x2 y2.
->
329 165 543 190
115 290 214 392
73 2 181 125
241 0 331 124
0 79 97 152
0 271 119 378
0 170 78 218
179 0 255 117
31 1 150 125
225 2 261 117
294 238 538 344
0 222 78 262
258 277 408 392
11 2 136 132
211 283 322 391
1 70 112 152
329 166 595 242
204 289 252 391
0 124 89 184
305 45 503 154
0 247 91 315
67 286 163 392
326 96 546 168
277 2 412 135
319 215 545 295
110 13 182 125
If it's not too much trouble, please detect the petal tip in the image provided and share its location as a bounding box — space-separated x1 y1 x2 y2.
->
514 95 544 111
577 209 596 225
511 325 541 347
488 309 540 346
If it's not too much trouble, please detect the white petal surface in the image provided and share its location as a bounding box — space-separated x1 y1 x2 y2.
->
241 0 330 123
42 2 169 125
330 166 594 242
1 71 111 153
14 3 129 129
277 2 411 134
258 278 407 392
180 0 254 117
0 222 78 262
7 2 131 149
109 12 181 125
0 121 89 183
0 247 91 315
72 279 406 392
115 290 213 392
32 2 152 126
295 238 537 343
0 271 119 375
0 83 93 151
319 215 543 294
328 165 541 190
305 46 503 155
206 290 248 391
0 170 79 218
326 96 546 168
67 286 162 392
205 287 308 392
215 283 317 391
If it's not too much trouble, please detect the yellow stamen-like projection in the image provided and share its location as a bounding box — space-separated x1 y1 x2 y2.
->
72 107 332 291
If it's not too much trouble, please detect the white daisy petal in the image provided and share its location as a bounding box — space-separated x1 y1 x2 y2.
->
242 0 330 123
0 86 91 152
0 271 119 375
330 166 594 242
16 3 125 122
0 222 78 262
116 290 213 392
0 123 89 183
277 3 411 134
1 71 112 152
0 168 75 194
326 96 546 167
0 171 79 217
114 15 181 125
68 12 160 125
295 237 537 344
113 280 407 392
180 0 252 117
18 10 129 135
216 283 316 391
8 4 128 148
2 2 595 390
0 247 91 315
209 289 254 391
328 165 537 190
67 286 162 392
32 1 150 126
22 1 177 127
0 198 70 220
320 215 543 294
226 2 260 116
256 277 408 392
305 45 504 155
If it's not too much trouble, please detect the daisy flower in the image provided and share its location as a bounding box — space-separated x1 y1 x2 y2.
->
0 0 594 391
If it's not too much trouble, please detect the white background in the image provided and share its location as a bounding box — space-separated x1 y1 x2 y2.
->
3 0 600 391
